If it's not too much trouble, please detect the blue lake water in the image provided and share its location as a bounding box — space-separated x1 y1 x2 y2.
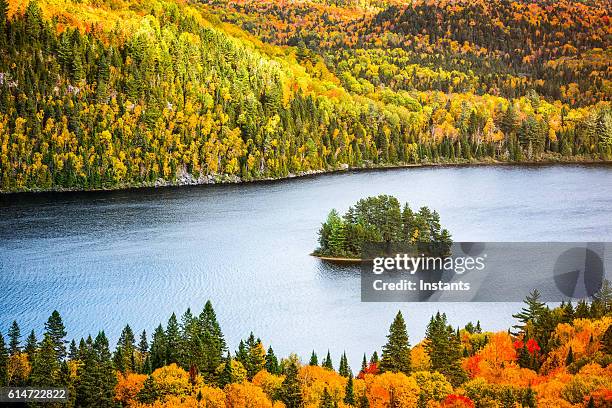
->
1 164 611 369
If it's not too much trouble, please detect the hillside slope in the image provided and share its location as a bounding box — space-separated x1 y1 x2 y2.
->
0 0 610 192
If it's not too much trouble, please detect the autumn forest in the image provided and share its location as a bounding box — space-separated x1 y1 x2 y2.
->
0 0 610 192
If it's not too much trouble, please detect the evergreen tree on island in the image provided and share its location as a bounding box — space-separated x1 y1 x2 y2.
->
316 195 452 258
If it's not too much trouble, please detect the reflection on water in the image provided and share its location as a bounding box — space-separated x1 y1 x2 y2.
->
1 164 611 368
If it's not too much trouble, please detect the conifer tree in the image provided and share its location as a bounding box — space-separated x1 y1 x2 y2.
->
166 313 181 364
512 290 546 334
115 324 136 373
380 311 411 374
0 333 7 386
265 346 279 374
199 301 226 380
322 350 334 370
310 351 319 366
150 324 167 370
425 312 466 386
68 339 78 360
361 354 367 371
44 310 67 361
137 375 158 404
339 352 350 377
30 333 60 386
344 374 355 405
25 330 38 358
280 357 302 408
219 352 234 387
369 351 379 365
8 321 21 355
138 330 149 354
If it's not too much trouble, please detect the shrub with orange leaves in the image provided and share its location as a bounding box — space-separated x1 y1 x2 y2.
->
225 382 274 408
115 372 147 406
364 371 420 408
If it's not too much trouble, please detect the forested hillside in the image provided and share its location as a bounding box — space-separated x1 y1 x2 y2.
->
1 289 611 407
0 0 610 192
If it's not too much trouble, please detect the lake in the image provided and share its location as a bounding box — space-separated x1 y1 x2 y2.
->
1 164 611 369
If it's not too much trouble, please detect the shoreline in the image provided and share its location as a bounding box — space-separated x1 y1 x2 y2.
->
1 158 611 196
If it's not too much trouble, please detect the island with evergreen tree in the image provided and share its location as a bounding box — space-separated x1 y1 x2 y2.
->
313 195 453 261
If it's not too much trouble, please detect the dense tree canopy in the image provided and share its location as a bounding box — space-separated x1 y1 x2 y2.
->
0 0 610 192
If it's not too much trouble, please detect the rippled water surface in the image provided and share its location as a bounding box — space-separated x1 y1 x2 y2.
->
1 164 611 367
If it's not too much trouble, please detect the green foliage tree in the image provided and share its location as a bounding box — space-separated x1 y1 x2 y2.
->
380 311 411 375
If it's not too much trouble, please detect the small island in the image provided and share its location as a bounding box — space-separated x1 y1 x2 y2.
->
313 195 453 261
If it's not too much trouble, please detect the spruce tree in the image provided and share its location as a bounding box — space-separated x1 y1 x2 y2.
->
344 374 355 405
115 324 136 372
339 352 350 377
199 301 226 380
369 351 379 365
150 324 167 370
0 332 7 386
25 330 37 359
280 357 302 408
425 312 466 386
30 333 60 386
309 350 319 366
361 354 367 371
265 346 279 374
94 332 116 407
68 339 78 360
8 320 21 355
137 375 158 404
322 350 334 370
219 352 234 387
44 310 67 360
380 311 411 374
166 313 181 364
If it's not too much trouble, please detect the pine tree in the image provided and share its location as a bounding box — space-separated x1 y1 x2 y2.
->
380 311 411 374
44 310 67 360
361 354 367 371
138 330 149 354
425 312 467 386
150 324 167 370
30 333 60 386
322 350 334 370
218 352 233 387
280 357 302 408
137 375 158 404
344 374 355 405
339 352 350 377
369 351 379 365
25 330 38 358
199 301 226 380
115 324 136 373
166 313 181 365
265 346 279 374
8 321 21 355
68 339 78 360
0 332 7 386
310 351 319 366
512 290 547 334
